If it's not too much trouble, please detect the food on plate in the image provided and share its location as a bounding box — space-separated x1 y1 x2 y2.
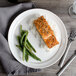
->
34 16 59 48
16 25 41 62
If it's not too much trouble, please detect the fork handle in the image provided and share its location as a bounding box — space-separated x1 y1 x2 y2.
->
57 52 76 76
59 40 72 67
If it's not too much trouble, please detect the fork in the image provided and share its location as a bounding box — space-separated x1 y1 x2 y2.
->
57 50 76 76
58 28 76 67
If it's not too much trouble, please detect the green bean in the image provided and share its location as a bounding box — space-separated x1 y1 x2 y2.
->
20 25 27 36
17 36 23 49
17 36 20 44
20 25 22 35
27 39 36 53
20 32 27 45
16 45 22 50
23 31 31 50
28 50 41 61
20 30 28 45
25 50 29 62
21 30 26 36
24 42 34 52
23 31 29 62
16 45 29 62
24 31 28 42
23 47 26 61
25 46 41 61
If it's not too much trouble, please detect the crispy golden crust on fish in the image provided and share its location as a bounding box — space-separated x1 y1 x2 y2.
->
34 16 59 48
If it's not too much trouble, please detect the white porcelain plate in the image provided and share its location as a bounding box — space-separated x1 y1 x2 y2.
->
8 8 68 69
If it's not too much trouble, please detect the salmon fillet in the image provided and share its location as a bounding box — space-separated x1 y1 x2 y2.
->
34 16 59 48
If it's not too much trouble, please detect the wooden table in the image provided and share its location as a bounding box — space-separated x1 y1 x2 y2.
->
0 0 76 76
